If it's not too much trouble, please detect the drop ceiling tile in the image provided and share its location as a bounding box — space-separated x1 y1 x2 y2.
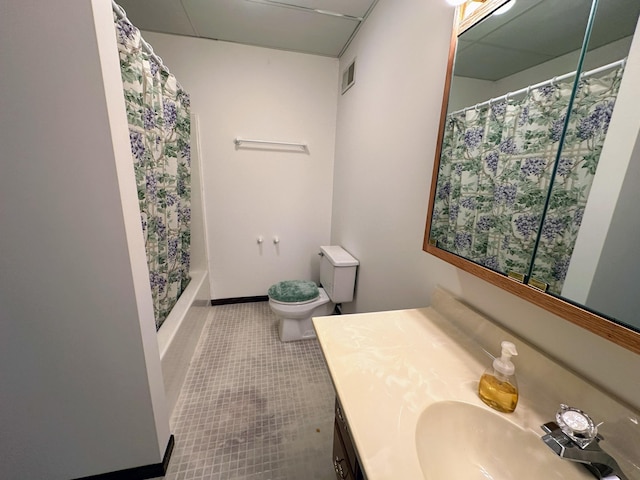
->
456 38 474 54
115 0 197 36
586 0 640 51
482 0 592 58
460 0 545 42
454 42 553 81
183 0 358 56
455 0 639 83
272 0 376 18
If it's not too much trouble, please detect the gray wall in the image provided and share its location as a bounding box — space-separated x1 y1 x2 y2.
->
0 1 170 478
331 0 640 408
587 131 640 327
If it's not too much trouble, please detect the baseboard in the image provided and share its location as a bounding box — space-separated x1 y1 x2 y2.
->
74 435 174 480
211 295 268 305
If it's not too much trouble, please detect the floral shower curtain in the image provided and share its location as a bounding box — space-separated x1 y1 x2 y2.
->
530 68 624 294
115 13 192 330
430 66 624 293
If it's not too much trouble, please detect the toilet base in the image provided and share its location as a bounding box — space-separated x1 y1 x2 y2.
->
279 317 316 342
277 302 333 342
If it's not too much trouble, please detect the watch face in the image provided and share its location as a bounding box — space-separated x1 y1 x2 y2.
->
560 410 591 433
556 404 597 447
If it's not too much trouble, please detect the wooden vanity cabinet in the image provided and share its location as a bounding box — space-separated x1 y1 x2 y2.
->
333 399 365 480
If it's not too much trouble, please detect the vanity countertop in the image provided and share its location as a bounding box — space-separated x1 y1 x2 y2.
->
312 293 639 480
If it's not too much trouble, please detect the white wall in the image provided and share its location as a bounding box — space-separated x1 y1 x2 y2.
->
143 33 339 300
158 113 211 416
448 76 495 112
586 131 640 324
563 22 640 303
0 1 170 478
332 0 459 313
331 0 640 409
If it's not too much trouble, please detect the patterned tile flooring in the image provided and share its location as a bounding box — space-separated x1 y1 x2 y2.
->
160 302 336 480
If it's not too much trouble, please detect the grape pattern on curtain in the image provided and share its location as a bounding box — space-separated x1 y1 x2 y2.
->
114 13 192 330
530 68 624 294
430 67 623 294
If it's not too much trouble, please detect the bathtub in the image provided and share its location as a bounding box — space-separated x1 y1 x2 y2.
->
157 270 210 417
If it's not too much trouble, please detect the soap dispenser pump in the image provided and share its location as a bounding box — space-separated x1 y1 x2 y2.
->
478 341 519 413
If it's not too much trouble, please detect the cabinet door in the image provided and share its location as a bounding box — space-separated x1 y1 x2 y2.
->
333 425 354 480
335 400 358 474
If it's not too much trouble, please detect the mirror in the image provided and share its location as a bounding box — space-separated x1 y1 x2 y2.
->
424 0 640 354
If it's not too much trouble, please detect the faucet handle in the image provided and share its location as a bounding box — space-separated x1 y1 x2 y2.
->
541 407 630 480
541 421 560 434
555 404 598 449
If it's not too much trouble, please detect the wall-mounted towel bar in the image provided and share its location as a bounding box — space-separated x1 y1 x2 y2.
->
234 138 309 152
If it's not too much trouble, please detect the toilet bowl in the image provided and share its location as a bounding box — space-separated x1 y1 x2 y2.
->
269 287 333 341
268 246 359 342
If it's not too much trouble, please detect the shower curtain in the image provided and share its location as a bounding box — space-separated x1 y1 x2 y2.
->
529 68 624 294
431 66 624 294
115 13 192 330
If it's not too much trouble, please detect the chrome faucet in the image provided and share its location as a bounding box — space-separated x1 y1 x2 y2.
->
540 404 629 480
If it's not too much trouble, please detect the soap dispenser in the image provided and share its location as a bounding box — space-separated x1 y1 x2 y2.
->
478 341 519 413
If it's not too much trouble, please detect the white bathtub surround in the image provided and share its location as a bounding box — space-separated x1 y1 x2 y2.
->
313 287 640 480
157 107 212 416
158 271 211 416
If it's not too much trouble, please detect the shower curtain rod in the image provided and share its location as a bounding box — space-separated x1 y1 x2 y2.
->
111 0 169 74
450 58 626 116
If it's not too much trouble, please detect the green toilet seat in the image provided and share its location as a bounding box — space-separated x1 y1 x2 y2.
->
268 280 320 304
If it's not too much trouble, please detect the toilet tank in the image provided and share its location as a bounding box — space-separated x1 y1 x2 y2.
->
319 246 359 303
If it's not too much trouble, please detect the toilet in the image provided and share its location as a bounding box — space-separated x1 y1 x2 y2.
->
268 246 359 342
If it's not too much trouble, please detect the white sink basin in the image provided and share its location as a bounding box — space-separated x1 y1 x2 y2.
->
415 401 591 480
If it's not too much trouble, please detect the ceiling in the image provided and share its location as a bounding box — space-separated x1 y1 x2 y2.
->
455 0 640 81
114 0 639 77
114 0 379 57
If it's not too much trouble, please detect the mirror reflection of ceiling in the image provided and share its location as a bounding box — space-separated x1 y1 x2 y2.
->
456 0 640 81
114 0 378 57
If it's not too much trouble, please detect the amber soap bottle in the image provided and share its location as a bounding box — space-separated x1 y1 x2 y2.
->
478 341 519 413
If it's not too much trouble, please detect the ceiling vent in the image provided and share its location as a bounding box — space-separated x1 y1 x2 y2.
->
341 59 356 94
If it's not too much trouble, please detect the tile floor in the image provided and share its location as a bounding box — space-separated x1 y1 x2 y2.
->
160 301 336 480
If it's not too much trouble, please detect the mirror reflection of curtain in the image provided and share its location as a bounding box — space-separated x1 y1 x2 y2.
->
530 67 625 295
115 13 192 330
431 66 624 283
430 78 575 276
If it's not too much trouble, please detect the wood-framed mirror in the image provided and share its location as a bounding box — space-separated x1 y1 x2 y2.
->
424 0 640 354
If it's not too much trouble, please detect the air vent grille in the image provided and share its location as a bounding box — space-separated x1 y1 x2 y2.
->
341 59 356 94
